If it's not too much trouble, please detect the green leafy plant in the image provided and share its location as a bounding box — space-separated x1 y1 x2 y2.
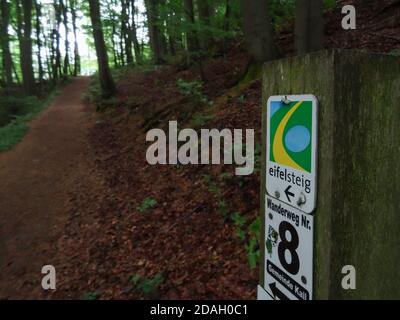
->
130 273 164 298
0 91 59 152
192 112 215 127
324 0 337 10
231 212 247 227
137 197 158 213
217 200 229 218
176 78 209 105
253 143 262 173
246 217 261 269
220 172 233 181
232 212 247 241
246 237 260 269
82 291 102 300
203 174 220 195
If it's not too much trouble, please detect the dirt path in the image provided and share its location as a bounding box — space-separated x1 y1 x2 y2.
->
0 77 92 299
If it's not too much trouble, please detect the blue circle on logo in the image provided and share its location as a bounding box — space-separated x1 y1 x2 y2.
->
285 125 311 153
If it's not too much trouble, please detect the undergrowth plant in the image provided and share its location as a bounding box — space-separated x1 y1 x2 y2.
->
130 273 164 298
137 197 158 213
82 291 102 300
176 78 209 105
192 112 215 127
246 218 261 269
0 91 59 152
231 212 247 241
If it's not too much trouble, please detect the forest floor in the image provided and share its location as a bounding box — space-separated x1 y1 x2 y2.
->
0 0 399 300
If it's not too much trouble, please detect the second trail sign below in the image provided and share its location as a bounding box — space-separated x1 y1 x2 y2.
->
266 95 318 214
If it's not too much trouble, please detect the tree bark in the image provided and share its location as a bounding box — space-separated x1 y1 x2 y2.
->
70 0 81 76
144 0 164 64
121 0 133 65
197 0 213 50
17 0 36 95
224 0 231 32
183 0 199 53
130 0 142 64
88 0 116 98
34 0 44 87
0 0 13 86
53 1 62 81
240 0 279 63
61 0 70 78
295 0 324 55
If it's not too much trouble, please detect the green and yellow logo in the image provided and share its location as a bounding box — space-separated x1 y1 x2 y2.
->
270 100 312 173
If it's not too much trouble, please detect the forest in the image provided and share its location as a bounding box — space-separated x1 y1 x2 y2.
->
0 0 399 300
0 0 329 98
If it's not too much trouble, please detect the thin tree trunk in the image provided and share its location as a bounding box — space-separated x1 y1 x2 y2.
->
295 0 324 55
17 0 36 95
50 27 56 82
44 31 53 82
197 0 212 50
61 0 70 78
88 0 116 98
12 60 20 84
54 1 62 80
130 0 141 64
224 0 231 32
121 0 133 64
183 0 199 53
166 12 176 56
70 0 80 76
34 0 44 87
144 0 164 64
0 0 13 86
111 16 119 67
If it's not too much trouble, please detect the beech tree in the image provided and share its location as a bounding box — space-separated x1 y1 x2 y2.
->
17 0 36 95
0 0 13 86
240 0 280 63
295 0 324 55
145 0 164 64
88 0 116 98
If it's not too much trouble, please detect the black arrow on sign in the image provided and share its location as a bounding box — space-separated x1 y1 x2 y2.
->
284 185 295 203
269 282 289 300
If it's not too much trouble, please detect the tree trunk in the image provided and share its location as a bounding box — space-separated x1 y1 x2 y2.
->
17 0 36 95
240 0 279 63
197 0 212 50
121 0 133 65
144 0 164 64
0 0 13 86
130 0 142 64
44 31 53 82
224 0 231 32
35 0 44 87
54 1 62 80
166 12 176 56
111 15 119 68
183 0 199 53
295 0 324 55
61 0 70 78
88 0 116 98
70 0 81 76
